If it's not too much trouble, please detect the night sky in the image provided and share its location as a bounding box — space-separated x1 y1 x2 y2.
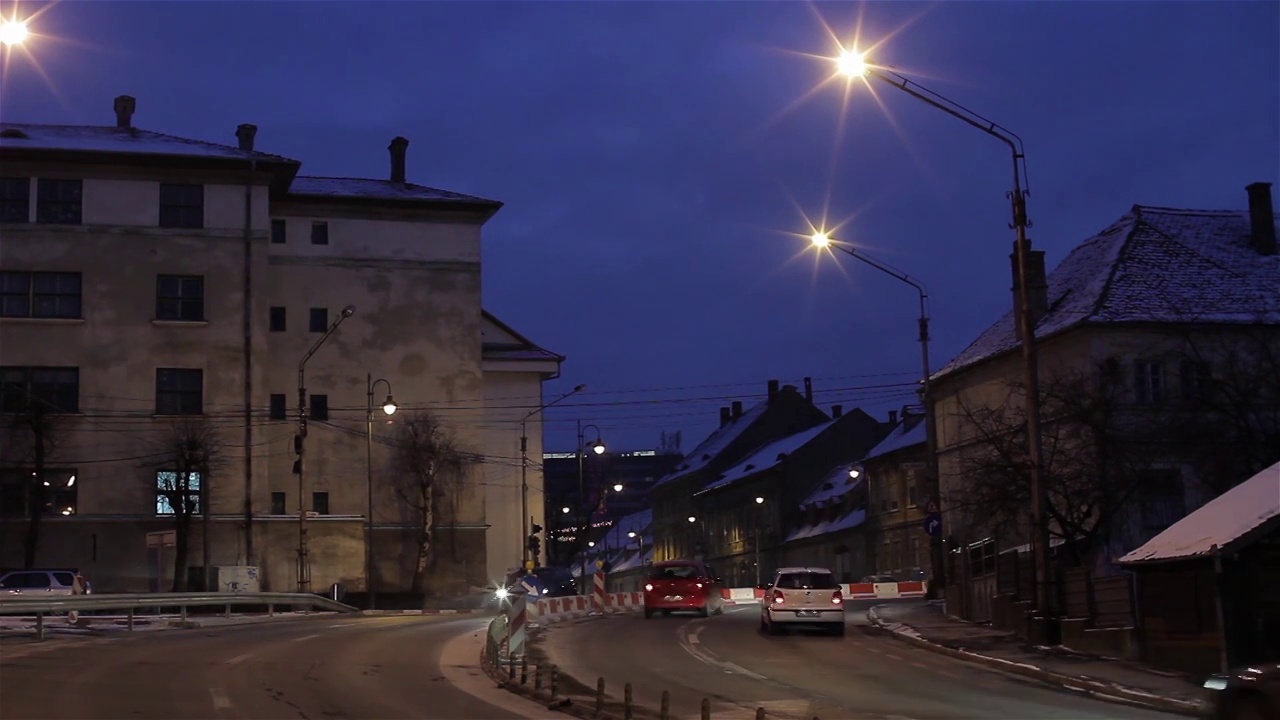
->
3 1 1276 454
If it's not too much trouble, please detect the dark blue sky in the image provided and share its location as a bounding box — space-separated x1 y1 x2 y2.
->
3 1 1277 454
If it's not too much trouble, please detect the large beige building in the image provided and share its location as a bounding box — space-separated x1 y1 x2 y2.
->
0 96 562 595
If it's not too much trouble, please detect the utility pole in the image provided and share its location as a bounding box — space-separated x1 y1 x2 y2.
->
518 385 585 571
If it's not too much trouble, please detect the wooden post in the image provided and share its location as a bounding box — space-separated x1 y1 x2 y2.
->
596 677 605 716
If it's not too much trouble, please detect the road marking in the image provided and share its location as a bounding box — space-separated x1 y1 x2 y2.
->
225 650 258 665
327 623 356 628
209 688 232 710
290 633 320 643
688 634 700 645
886 652 904 661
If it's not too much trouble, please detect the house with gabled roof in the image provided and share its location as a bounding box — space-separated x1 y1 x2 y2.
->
0 95 564 597
648 379 830 565
930 182 1280 622
782 462 869 581
858 409 931 580
692 405 889 587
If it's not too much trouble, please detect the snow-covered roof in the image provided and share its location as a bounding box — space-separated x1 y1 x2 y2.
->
786 509 867 542
287 176 500 206
864 415 927 462
800 464 864 510
654 401 770 487
1118 460 1280 565
0 124 296 163
935 205 1280 380
698 419 837 493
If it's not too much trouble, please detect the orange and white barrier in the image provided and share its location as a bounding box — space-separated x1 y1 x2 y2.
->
720 581 927 603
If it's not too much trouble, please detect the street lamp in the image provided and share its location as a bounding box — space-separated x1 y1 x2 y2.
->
519 384 585 570
0 18 28 47
364 375 396 609
752 497 766 586
294 304 355 593
577 421 606 593
612 482 623 493
628 529 647 568
829 47 1049 616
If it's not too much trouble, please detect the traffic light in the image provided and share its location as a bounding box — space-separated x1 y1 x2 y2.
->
527 523 544 563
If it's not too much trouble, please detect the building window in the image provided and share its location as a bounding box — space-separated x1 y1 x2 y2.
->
269 306 286 332
1133 361 1165 404
312 491 329 515
155 368 203 415
158 184 204 229
309 394 329 421
271 219 287 244
309 308 328 333
0 468 77 518
0 367 80 414
269 394 287 420
0 177 30 222
311 221 329 245
156 275 205 322
36 179 82 225
155 470 202 516
1139 469 1185 538
1180 360 1211 404
271 492 287 515
0 271 82 319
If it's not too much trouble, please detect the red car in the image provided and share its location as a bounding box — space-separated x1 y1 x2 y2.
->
643 560 725 618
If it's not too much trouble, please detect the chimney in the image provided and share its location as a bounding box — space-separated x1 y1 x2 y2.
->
1246 182 1277 256
719 406 731 427
1010 241 1049 341
235 124 258 152
731 400 743 418
831 405 843 419
803 377 813 403
113 95 136 129
389 136 409 184
888 410 898 425
767 379 780 401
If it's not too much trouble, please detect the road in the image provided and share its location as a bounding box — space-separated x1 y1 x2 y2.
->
0 613 546 719
537 600 1185 720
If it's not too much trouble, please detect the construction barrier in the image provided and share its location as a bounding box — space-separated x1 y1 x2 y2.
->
720 581 928 603
506 588 528 658
591 572 606 614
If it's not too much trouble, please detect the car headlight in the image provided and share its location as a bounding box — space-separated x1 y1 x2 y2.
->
495 587 509 600
1203 676 1228 691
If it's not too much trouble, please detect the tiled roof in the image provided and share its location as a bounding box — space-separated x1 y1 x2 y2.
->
698 419 837 494
654 401 770 487
864 415 927 461
0 123 296 163
800 464 863 510
935 206 1280 380
786 509 867 542
287 176 500 205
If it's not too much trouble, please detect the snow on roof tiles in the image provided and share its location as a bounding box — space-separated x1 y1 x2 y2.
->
786 509 867 542
287 176 499 205
864 415 927 462
0 124 296 163
1118 460 1280 564
699 419 837 493
654 400 770 487
935 206 1280 380
800 464 863 509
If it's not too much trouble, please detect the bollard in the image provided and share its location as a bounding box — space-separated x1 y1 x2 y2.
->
520 655 528 685
224 603 231 618
268 603 275 617
550 666 558 698
624 682 634 720
508 656 515 681
535 663 543 691
181 605 188 624
756 708 766 720
127 608 135 631
701 697 710 720
596 677 605 717
660 691 670 720
35 613 44 641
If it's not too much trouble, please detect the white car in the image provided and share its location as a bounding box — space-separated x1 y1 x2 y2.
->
760 566 845 636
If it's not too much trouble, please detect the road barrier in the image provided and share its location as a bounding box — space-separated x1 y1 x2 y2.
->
719 581 928 604
0 591 358 639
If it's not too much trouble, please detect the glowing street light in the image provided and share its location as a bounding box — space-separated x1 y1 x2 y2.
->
628 531 637 539
612 482 623 492
835 49 868 78
810 231 832 249
561 506 571 514
755 496 765 505
687 516 697 523
0 18 27 47
849 468 861 479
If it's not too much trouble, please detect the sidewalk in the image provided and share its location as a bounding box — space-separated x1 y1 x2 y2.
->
869 601 1204 717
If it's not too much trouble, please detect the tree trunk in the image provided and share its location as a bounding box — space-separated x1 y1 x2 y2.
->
23 426 47 570
410 484 434 596
202 462 212 592
172 516 191 592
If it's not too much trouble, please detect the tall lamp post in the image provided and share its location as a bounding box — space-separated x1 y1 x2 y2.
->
808 232 943 585
576 421 606 593
295 304 355 593
832 52 1050 617
752 496 766 586
627 530 646 567
519 384 585 571
365 375 397 609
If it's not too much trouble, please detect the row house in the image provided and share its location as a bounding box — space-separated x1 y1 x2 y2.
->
782 462 869 582
648 379 830 563
930 182 1280 622
692 405 889 588
0 96 563 593
859 409 932 580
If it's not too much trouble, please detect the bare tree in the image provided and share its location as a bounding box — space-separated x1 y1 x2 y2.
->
2 403 65 569
391 410 475 596
147 419 224 592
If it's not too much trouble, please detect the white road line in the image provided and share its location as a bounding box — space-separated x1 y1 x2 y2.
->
209 688 232 710
327 623 356 628
886 652 904 661
688 634 700 645
225 650 257 665
289 633 320 643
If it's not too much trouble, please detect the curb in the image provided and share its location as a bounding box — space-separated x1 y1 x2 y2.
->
360 608 487 616
866 606 1203 717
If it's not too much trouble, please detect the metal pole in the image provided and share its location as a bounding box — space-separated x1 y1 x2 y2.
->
520 421 529 569
366 373 375 609
297 369 309 593
577 420 586 595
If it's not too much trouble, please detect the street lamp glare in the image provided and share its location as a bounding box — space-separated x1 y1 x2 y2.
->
810 231 831 248
0 19 29 47
562 506 571 514
592 441 606 455
628 531 637 538
687 516 697 523
755 496 764 505
381 395 397 415
588 541 595 547
836 49 869 78
341 305 356 318
849 468 861 479
613 482 623 492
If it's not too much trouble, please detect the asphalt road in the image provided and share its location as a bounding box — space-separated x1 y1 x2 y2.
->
537 600 1185 720
0 613 548 719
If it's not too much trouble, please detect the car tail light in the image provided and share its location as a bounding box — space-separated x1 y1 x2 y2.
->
772 589 785 605
644 583 654 592
832 589 843 605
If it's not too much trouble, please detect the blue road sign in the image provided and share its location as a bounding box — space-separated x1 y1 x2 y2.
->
924 513 943 538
